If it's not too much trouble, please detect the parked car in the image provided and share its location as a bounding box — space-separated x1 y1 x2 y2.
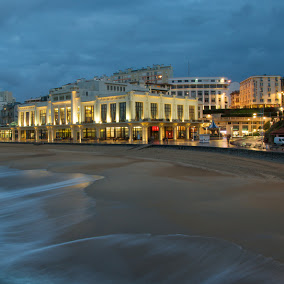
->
274 137 284 145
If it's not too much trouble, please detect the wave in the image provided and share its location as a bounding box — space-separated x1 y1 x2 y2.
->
2 234 284 284
0 167 283 284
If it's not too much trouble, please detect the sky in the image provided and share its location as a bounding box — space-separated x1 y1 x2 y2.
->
0 0 283 102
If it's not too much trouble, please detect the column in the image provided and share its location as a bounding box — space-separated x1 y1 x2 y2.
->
48 128 54 143
116 102 119 122
95 126 100 140
128 125 133 142
239 123 243 137
186 126 190 140
18 128 21 142
35 128 39 142
12 129 15 142
248 122 252 135
79 127 82 143
173 125 177 141
142 126 148 143
48 128 51 143
71 126 76 142
65 107 67 125
159 125 164 141
58 108 61 125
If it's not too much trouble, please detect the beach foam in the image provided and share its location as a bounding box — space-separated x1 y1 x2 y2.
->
0 166 283 284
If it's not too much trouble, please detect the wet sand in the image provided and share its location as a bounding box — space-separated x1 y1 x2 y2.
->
1 143 284 263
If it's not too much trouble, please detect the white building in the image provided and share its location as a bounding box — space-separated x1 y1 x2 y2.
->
169 77 231 113
8 77 205 143
110 64 173 84
0 91 15 110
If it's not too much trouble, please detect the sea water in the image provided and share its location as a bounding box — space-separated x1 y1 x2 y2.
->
0 166 283 284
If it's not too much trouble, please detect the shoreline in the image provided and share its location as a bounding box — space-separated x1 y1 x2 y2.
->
1 141 284 163
1 144 284 263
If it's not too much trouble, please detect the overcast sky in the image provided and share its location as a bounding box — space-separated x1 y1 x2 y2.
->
1 0 283 101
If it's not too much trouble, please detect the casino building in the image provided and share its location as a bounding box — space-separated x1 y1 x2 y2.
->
2 78 207 143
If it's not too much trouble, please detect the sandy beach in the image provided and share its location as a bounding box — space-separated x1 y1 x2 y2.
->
0 143 284 283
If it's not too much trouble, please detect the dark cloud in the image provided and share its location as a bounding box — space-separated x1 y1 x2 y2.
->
0 0 283 101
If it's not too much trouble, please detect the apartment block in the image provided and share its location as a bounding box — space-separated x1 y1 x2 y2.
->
110 64 173 84
239 75 282 108
169 77 230 111
0 91 15 109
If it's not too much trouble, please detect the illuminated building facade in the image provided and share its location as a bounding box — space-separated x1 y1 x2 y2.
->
110 64 173 84
169 77 230 111
4 78 204 143
239 75 282 108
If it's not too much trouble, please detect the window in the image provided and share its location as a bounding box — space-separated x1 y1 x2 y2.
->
40 110 46 125
211 98 216 102
86 91 88 96
204 91 209 96
151 103 158 120
26 112 29 126
110 103 116 122
59 96 64 101
135 102 143 121
60 108 65 124
66 95 71 100
101 104 107 123
164 104 171 120
85 106 94 123
205 98 209 103
67 107 71 124
191 91 196 98
177 105 183 120
189 106 195 120
171 91 176 95
83 128 96 139
119 102 126 122
198 91 203 97
30 111 35 125
114 86 116 91
53 96 58 101
177 91 183 96
54 108 59 125
107 85 109 90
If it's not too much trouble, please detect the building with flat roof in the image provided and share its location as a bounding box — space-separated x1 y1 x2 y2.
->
168 77 231 112
110 64 173 84
0 91 15 110
230 90 240 109
239 75 282 108
1 77 207 143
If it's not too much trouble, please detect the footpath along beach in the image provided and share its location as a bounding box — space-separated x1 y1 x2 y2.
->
0 143 284 283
